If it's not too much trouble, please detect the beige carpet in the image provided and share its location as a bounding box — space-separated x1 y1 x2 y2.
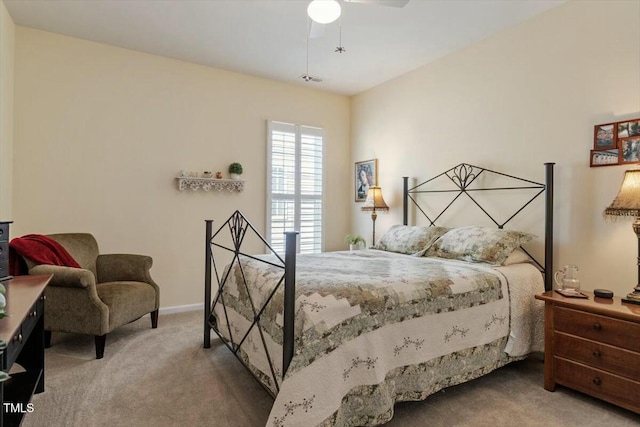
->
22 311 639 427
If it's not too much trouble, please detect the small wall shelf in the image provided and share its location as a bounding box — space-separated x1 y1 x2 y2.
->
176 177 244 192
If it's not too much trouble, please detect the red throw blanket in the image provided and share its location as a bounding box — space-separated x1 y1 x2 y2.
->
9 234 81 275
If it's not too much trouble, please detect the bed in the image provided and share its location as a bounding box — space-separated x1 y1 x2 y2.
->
204 162 555 426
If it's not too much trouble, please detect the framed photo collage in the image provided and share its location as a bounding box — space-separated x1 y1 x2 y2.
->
591 119 640 167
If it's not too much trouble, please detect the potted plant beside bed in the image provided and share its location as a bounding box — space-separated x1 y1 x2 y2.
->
228 162 243 180
345 234 365 252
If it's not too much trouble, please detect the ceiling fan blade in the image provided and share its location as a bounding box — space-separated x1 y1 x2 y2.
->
343 0 409 7
309 20 326 39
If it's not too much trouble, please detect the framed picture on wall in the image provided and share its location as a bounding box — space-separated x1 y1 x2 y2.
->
355 159 377 202
593 123 616 149
590 118 640 167
619 137 640 164
590 149 619 167
618 121 640 138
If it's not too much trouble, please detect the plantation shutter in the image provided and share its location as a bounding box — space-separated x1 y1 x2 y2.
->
267 120 323 255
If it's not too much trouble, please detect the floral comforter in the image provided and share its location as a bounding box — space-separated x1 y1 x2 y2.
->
212 250 543 426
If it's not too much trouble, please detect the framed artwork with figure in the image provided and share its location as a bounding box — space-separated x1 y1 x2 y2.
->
355 159 377 202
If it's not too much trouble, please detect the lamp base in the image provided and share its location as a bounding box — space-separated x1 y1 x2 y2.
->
622 288 640 305
622 292 640 305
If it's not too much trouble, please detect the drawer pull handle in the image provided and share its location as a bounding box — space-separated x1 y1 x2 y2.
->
12 333 22 343
592 350 601 358
28 310 37 318
592 377 602 386
593 323 602 331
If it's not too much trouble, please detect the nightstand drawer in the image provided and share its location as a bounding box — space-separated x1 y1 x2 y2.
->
3 298 43 369
555 306 640 353
0 241 8 262
21 296 43 344
555 357 640 413
5 325 25 369
0 259 8 278
0 222 8 242
555 332 640 380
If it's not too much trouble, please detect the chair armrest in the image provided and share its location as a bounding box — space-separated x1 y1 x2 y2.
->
28 265 96 288
96 254 155 284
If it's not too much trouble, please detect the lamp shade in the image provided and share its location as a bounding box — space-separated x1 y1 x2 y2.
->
604 169 640 218
361 186 389 211
307 0 341 24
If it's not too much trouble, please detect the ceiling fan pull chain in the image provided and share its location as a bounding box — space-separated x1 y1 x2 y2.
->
302 17 312 82
306 18 310 76
301 17 322 83
335 15 346 53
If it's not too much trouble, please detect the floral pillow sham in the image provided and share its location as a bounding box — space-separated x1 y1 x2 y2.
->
375 225 449 256
426 226 534 265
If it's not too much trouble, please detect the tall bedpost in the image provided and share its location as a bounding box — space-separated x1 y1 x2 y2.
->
544 163 555 292
283 231 299 376
403 177 409 226
204 220 213 348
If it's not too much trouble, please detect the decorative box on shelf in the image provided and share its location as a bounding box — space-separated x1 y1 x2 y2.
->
176 176 244 192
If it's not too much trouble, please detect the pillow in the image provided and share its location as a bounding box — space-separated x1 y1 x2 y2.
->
375 225 449 255
501 248 531 266
426 226 534 265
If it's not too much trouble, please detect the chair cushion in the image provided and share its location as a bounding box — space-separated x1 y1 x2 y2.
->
97 281 157 332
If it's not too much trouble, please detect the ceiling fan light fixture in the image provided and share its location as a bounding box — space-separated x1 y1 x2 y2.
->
307 0 341 24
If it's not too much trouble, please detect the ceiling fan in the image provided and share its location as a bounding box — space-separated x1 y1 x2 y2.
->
301 0 409 83
307 0 410 39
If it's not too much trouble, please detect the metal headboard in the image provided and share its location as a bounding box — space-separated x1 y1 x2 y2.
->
403 162 554 291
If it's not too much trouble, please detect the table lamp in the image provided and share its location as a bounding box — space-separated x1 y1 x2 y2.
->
604 169 640 304
361 186 389 247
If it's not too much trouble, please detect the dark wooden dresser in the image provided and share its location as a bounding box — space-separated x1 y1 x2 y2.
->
0 222 11 283
0 275 51 427
535 290 640 414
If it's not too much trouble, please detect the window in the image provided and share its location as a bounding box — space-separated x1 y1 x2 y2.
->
267 120 323 255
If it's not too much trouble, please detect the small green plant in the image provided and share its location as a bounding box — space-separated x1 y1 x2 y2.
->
344 234 365 246
228 162 243 175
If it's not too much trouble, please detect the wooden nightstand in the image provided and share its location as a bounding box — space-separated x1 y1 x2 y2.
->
535 291 640 414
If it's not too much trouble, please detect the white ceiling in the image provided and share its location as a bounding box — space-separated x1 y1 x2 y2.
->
4 0 565 96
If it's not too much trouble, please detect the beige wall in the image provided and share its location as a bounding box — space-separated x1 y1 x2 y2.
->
0 1 14 220
351 1 640 297
13 27 351 309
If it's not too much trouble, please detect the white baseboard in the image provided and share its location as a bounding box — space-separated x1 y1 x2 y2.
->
158 303 203 315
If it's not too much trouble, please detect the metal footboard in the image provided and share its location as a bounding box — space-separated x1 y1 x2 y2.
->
203 211 298 396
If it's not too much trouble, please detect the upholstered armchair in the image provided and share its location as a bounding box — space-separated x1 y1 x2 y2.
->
24 233 159 359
